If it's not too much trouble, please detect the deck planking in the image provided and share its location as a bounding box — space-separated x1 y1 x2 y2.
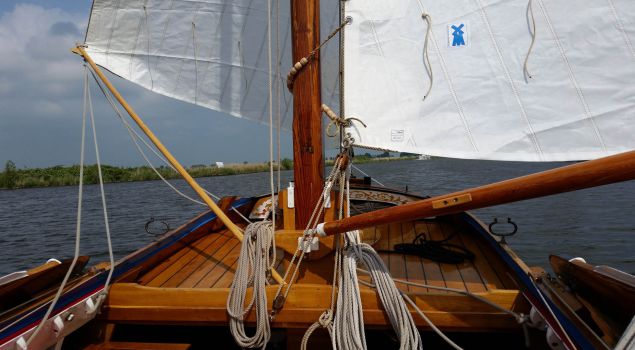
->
137 219 508 294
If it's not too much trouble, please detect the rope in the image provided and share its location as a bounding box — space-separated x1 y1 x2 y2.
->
421 13 433 100
87 67 252 226
351 164 386 187
267 0 277 263
523 0 537 81
26 68 90 345
227 221 276 349
271 157 344 317
86 68 116 298
341 239 423 349
322 104 366 138
287 17 351 91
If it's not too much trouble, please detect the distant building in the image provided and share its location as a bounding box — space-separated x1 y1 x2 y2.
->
215 162 225 168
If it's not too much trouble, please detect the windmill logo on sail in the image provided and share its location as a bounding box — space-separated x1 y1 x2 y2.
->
448 22 469 48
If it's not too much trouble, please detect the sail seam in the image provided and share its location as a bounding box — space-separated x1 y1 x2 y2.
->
129 4 145 82
607 0 635 60
415 0 479 153
104 0 124 69
171 4 200 100
536 0 607 154
476 0 544 160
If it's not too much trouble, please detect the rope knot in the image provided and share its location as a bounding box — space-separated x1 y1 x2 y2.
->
318 309 334 327
322 104 367 137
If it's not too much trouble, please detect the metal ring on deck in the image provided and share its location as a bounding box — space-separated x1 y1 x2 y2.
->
144 217 170 236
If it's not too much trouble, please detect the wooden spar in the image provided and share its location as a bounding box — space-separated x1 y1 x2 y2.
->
321 149 635 236
72 46 285 285
290 0 324 229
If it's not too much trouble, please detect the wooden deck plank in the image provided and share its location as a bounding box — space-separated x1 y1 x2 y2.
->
426 221 467 291
466 224 516 289
386 223 408 287
414 221 448 293
137 233 219 286
438 222 488 293
208 254 240 288
161 233 232 288
145 234 224 287
189 238 241 288
401 222 428 293
450 226 505 290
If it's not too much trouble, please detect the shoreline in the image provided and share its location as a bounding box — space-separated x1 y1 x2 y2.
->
0 156 418 190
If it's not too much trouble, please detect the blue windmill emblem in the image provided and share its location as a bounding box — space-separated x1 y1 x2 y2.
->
451 24 466 47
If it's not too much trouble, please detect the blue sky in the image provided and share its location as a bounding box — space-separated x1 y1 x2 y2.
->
0 1 298 168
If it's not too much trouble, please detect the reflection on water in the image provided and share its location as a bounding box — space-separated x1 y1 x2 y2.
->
0 158 633 275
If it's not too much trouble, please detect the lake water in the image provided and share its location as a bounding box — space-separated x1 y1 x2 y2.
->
0 159 633 276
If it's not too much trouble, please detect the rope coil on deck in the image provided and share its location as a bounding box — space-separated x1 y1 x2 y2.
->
227 221 276 349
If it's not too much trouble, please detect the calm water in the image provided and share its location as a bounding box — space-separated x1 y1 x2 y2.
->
0 159 633 275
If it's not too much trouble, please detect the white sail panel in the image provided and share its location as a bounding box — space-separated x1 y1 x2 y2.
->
85 0 299 128
344 0 635 161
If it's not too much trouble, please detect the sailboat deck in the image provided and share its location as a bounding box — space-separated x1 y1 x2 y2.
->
134 219 515 293
101 216 527 331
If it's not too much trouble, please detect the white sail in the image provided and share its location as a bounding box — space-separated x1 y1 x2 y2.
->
85 0 339 129
344 0 635 161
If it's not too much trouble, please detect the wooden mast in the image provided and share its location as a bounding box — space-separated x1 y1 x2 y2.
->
290 0 324 229
320 149 635 236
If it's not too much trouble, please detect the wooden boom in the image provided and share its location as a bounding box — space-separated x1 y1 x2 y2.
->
321 150 635 236
72 45 285 285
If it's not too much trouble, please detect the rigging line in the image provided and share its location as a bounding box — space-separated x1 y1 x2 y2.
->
26 67 90 345
475 0 544 160
523 0 537 81
351 164 386 187
267 0 277 265
86 73 116 292
275 0 281 197
421 13 433 100
87 67 252 226
606 0 635 60
535 0 607 154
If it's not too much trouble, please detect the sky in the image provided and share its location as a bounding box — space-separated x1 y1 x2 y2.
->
0 1 297 168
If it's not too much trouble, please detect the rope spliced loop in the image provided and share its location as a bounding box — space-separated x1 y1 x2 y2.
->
322 104 366 137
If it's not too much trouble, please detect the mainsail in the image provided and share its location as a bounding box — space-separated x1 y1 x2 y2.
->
344 0 635 161
85 0 339 130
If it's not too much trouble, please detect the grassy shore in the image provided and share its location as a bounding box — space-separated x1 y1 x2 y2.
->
0 156 416 190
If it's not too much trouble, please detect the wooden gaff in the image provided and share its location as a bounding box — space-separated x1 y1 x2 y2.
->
73 46 285 285
321 150 635 236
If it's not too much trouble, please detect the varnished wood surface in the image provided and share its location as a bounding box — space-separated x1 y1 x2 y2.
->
136 219 511 293
323 149 635 236
104 283 523 331
290 0 324 229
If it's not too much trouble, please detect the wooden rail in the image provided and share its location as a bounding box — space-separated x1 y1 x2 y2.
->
321 150 635 236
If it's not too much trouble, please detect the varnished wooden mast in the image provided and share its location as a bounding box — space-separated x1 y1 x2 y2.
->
321 150 635 236
73 46 286 285
290 0 324 229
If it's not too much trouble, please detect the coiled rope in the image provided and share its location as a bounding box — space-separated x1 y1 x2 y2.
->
227 221 276 349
